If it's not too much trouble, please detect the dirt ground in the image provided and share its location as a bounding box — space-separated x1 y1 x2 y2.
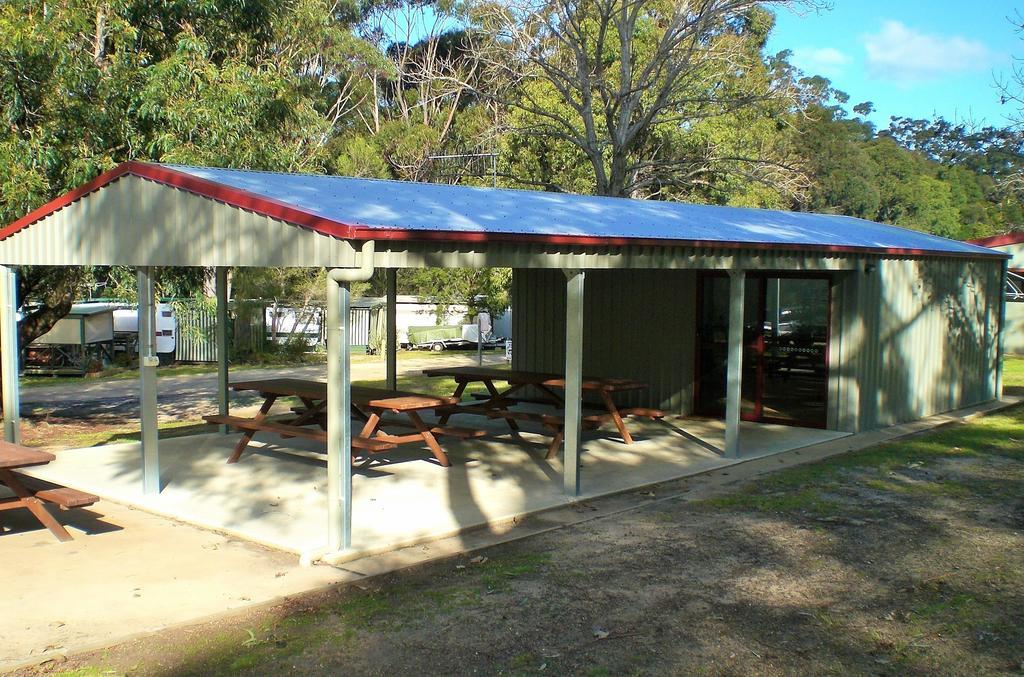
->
16 404 1024 676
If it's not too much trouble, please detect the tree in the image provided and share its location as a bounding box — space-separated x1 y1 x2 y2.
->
333 1 498 184
464 0 820 197
789 77 880 218
0 0 378 345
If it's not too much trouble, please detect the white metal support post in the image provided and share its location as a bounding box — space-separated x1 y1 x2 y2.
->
215 267 230 433
326 275 352 550
0 266 21 444
476 314 483 366
385 268 397 391
324 241 376 555
563 269 585 496
724 269 746 459
137 266 161 494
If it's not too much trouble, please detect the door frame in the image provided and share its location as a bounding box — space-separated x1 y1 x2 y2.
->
693 271 833 429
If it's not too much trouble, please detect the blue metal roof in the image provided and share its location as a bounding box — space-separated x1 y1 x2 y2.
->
165 164 1003 258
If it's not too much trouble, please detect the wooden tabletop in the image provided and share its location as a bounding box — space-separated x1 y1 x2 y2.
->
0 441 55 470
230 379 456 411
420 366 648 392
231 378 328 399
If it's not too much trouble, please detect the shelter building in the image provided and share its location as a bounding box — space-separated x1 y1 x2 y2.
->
0 162 1008 559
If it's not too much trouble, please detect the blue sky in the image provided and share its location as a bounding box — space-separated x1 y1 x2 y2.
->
765 1 1021 127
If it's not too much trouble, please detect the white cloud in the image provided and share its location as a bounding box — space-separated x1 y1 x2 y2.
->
791 46 851 79
863 20 992 86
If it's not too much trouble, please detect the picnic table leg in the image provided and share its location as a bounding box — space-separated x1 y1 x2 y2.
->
437 381 467 425
358 412 381 439
483 380 520 432
0 469 73 542
599 390 634 445
545 427 565 460
536 384 565 408
291 397 327 428
354 411 383 465
406 411 451 467
227 394 278 464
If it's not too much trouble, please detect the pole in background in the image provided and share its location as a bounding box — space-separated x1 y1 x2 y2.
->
476 313 483 366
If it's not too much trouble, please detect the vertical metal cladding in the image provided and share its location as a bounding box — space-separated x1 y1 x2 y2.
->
845 256 1002 431
512 268 696 414
515 256 1003 432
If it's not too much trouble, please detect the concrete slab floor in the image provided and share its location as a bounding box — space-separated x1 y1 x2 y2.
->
18 413 847 559
1 397 1017 671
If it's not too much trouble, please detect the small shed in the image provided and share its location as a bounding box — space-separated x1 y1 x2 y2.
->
0 162 1008 557
23 302 116 375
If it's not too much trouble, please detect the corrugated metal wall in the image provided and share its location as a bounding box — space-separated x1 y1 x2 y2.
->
514 258 1003 431
512 268 696 413
836 257 1002 431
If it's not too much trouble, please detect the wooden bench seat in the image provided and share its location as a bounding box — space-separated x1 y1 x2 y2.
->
287 407 487 441
204 415 396 452
429 425 488 439
487 409 605 428
8 473 98 509
468 392 607 411
0 467 98 542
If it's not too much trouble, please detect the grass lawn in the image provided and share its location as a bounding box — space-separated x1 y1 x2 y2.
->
28 363 1024 675
1003 355 1024 395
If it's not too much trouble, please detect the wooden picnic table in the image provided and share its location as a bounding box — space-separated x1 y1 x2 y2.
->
0 441 98 542
204 378 485 467
421 366 664 458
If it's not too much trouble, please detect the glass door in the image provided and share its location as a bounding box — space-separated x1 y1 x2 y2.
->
760 277 830 426
695 274 830 428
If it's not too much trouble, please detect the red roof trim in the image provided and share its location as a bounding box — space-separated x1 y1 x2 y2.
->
967 232 1024 248
0 161 360 242
128 163 360 239
0 163 135 241
0 161 1009 260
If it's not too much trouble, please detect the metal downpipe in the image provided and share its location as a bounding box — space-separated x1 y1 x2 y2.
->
326 241 376 553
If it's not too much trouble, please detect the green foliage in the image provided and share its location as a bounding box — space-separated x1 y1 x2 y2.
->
399 268 512 321
789 78 1023 239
